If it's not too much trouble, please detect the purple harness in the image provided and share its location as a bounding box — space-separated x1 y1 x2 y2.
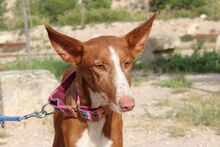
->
48 71 108 121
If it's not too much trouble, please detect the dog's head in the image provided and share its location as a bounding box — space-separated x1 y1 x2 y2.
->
45 13 157 113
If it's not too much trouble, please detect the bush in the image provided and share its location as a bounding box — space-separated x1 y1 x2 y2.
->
84 0 111 9
0 0 5 15
149 0 167 11
149 0 220 19
176 96 220 127
30 0 112 24
32 0 77 22
26 0 146 27
151 51 220 73
158 74 192 88
180 34 194 42
3 58 71 80
57 8 147 26
29 15 50 27
0 0 6 27
149 0 207 11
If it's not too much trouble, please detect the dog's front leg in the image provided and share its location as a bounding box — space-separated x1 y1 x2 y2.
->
61 118 88 147
103 112 123 147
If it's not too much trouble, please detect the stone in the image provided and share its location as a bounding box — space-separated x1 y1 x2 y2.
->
200 14 207 20
112 0 150 10
0 70 58 116
187 23 200 35
141 35 180 63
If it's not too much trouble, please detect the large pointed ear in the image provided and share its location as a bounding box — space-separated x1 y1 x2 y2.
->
125 13 158 59
45 25 83 64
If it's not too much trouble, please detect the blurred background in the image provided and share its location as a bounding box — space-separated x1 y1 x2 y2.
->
0 0 220 147
0 0 219 75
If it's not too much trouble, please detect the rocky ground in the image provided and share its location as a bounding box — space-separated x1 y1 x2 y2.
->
0 72 220 147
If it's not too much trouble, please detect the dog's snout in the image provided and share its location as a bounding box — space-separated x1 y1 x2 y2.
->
119 96 135 112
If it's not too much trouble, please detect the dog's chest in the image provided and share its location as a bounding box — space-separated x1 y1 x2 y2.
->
75 118 112 147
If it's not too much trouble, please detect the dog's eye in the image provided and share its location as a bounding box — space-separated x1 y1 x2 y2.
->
94 64 105 70
124 60 132 68
125 61 131 65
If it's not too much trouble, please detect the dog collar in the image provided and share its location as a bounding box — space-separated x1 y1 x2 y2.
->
48 71 108 121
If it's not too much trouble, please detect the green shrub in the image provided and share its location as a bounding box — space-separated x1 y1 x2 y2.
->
158 74 192 88
8 0 146 29
151 51 220 73
150 0 207 11
150 0 220 19
0 0 5 15
132 76 146 86
30 0 112 24
31 0 78 22
3 58 71 80
175 9 192 18
169 0 206 10
149 0 167 11
176 96 220 127
180 34 194 42
192 39 205 52
85 9 146 23
133 60 150 70
0 0 6 27
84 0 111 9
57 9 81 26
57 8 147 26
29 15 50 27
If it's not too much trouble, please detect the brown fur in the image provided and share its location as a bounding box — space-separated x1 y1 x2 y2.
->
45 13 157 147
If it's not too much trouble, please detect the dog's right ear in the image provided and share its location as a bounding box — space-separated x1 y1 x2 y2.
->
45 25 83 64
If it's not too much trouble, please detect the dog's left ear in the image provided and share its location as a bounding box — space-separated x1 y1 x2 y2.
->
45 25 83 64
125 13 158 59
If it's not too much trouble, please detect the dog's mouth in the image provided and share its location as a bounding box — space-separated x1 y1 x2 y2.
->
108 103 134 113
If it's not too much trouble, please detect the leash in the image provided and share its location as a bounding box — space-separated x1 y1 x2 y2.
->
0 70 108 127
0 103 54 128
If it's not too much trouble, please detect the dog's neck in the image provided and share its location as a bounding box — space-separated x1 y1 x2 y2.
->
73 72 108 108
70 70 113 147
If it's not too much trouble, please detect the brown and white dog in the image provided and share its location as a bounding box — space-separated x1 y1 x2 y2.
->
45 13 157 147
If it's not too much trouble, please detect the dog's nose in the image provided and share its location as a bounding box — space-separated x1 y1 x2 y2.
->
119 96 135 112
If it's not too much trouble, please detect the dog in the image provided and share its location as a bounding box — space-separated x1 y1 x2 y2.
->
45 13 157 147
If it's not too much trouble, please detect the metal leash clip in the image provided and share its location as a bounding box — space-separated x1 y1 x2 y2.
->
22 103 55 120
0 103 55 128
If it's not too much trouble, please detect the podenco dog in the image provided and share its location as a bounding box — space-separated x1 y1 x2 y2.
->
45 13 157 147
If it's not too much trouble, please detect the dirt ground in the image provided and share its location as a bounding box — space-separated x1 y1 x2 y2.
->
0 73 220 147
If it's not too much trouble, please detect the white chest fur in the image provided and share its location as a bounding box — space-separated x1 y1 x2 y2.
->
76 89 112 147
75 118 113 147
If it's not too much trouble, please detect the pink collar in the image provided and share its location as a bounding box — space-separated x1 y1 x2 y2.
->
48 71 108 121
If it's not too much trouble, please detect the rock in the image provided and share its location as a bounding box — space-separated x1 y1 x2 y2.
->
216 35 220 51
0 70 58 116
112 0 150 10
141 36 180 63
200 14 207 20
187 23 200 35
0 31 20 43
